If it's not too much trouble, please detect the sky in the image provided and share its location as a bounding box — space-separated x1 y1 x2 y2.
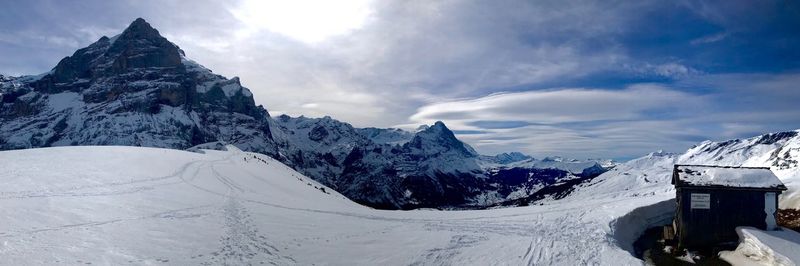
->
1 0 799 160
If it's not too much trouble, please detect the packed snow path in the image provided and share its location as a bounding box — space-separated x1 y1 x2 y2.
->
0 146 667 265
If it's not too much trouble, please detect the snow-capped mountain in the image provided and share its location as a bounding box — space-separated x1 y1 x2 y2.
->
482 152 532 164
570 130 800 208
272 115 609 209
0 18 279 156
0 18 610 210
337 121 487 209
480 155 610 176
356 126 414 145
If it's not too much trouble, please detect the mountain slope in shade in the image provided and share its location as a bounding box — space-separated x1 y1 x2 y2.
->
570 130 800 208
274 115 610 209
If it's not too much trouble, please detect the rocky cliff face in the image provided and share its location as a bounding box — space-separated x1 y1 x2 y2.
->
0 18 278 156
274 115 609 209
0 18 610 210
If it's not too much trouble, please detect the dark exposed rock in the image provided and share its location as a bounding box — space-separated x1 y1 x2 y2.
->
757 131 798 145
308 125 329 141
0 18 277 156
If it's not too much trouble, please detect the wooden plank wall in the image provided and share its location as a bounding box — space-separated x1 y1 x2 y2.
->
676 188 770 248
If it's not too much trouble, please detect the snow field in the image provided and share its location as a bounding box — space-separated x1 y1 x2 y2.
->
0 146 671 265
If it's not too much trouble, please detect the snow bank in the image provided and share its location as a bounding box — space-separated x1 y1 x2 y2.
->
608 199 675 255
720 227 800 266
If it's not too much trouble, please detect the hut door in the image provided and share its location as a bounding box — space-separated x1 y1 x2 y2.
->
765 192 777 230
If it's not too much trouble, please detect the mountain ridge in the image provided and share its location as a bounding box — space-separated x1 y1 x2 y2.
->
568 128 800 208
0 18 612 210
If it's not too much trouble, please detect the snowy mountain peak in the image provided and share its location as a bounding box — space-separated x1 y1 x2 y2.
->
646 149 675 158
407 121 478 157
48 18 184 85
755 131 798 145
120 18 161 40
424 121 449 136
107 17 183 65
492 152 533 164
0 18 276 155
541 156 563 162
356 127 413 145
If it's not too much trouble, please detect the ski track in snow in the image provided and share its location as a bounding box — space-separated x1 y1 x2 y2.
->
0 148 297 265
0 146 670 265
0 158 203 200
411 234 489 266
203 197 295 265
198 156 296 265
0 205 214 238
174 150 297 265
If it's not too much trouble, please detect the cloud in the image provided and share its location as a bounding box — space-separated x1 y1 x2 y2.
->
1 0 799 159
690 31 729 45
407 73 800 159
643 63 701 78
162 1 649 127
410 85 702 125
469 120 532 129
406 85 712 158
228 0 373 43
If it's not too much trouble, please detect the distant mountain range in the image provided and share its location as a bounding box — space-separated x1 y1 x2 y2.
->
0 18 612 209
8 18 798 211
568 130 800 208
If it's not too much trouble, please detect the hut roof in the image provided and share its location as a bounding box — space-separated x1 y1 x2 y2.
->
672 165 786 190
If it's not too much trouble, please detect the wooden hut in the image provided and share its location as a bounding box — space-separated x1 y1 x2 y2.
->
670 165 787 249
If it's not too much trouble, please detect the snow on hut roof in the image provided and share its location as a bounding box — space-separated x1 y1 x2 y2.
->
673 165 786 189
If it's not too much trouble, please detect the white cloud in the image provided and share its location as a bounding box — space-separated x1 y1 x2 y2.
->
624 62 701 79
409 85 701 126
3 1 799 160
406 72 800 159
690 31 729 45
229 0 374 43
0 1 674 129
405 85 710 158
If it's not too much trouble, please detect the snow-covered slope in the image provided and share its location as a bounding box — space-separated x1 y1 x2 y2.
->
0 146 665 265
569 151 678 200
680 131 800 207
570 130 800 208
481 152 532 164
356 126 414 145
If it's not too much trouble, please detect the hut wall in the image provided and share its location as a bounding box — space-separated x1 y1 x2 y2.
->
676 187 775 248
